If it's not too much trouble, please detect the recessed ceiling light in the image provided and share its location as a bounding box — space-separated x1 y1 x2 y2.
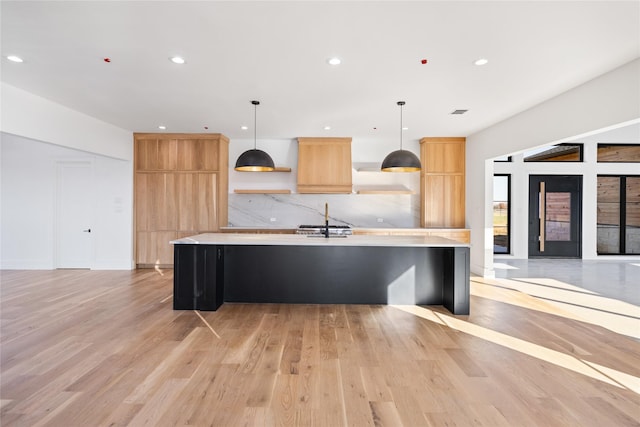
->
324 126 331 130
158 125 167 130
327 57 341 66
170 56 186 64
7 55 23 63
241 126 248 130
402 127 409 130
474 58 488 66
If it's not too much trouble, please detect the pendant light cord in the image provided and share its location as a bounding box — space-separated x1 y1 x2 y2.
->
251 100 260 150
398 101 405 151
399 103 403 151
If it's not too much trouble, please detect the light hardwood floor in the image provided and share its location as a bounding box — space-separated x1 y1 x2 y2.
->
1 269 639 426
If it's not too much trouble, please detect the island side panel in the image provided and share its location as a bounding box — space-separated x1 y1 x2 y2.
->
173 244 224 310
223 245 446 305
174 244 196 310
442 247 470 315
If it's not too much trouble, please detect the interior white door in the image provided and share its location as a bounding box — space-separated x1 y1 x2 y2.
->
56 161 93 268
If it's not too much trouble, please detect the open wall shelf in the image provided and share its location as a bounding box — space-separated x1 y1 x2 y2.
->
233 189 292 194
354 185 414 195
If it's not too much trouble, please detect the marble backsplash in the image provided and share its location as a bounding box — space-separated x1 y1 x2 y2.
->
228 193 420 228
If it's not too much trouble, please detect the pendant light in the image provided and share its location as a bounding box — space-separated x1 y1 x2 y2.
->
381 101 421 172
235 100 275 171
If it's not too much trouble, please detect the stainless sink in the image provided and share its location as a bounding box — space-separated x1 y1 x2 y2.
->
296 224 352 238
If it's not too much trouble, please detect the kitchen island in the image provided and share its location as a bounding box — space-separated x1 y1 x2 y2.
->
171 233 470 315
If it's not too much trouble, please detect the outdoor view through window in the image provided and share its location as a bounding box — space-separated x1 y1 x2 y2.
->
494 175 510 253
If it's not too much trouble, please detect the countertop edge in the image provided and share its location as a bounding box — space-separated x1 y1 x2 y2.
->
171 233 469 248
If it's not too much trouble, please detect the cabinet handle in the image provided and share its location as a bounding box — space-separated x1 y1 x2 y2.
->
83 229 91 233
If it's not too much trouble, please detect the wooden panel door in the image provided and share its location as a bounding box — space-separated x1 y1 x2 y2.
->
135 173 177 231
297 137 352 193
176 173 218 233
136 231 177 265
135 138 177 171
196 173 218 231
420 137 466 228
422 139 465 173
177 139 219 171
135 172 178 266
421 175 465 227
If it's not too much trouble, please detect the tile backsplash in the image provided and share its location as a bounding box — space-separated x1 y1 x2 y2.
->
228 193 420 228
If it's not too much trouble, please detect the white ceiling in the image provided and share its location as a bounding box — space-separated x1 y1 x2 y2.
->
2 1 639 143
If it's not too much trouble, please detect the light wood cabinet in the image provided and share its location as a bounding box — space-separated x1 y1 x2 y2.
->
420 137 466 228
176 139 220 171
297 137 352 193
135 138 178 171
176 173 218 231
135 173 178 231
134 133 229 267
136 231 177 266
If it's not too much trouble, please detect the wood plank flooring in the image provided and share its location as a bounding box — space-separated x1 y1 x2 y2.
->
1 269 639 426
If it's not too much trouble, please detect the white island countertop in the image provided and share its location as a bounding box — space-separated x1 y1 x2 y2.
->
171 233 469 248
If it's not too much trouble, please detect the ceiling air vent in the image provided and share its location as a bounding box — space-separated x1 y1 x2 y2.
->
451 109 468 115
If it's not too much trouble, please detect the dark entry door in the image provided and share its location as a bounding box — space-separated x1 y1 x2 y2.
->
529 175 582 258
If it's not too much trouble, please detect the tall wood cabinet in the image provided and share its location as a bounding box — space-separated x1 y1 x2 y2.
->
297 137 352 193
420 137 466 228
134 133 229 267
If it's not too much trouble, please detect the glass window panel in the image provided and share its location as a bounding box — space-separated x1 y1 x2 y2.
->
597 144 640 163
545 192 571 241
599 226 620 254
626 178 640 254
597 176 621 254
493 175 509 254
626 217 640 254
597 203 620 227
627 177 640 202
524 143 583 162
598 176 621 204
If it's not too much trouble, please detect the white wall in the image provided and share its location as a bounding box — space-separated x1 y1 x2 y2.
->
467 59 640 276
0 82 134 270
1 133 133 269
230 138 298 193
1 83 132 161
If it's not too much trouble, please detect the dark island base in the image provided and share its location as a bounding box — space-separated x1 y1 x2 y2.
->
174 244 470 315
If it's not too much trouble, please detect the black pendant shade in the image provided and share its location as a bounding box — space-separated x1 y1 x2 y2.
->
235 100 275 172
235 148 275 171
381 101 421 172
381 149 421 172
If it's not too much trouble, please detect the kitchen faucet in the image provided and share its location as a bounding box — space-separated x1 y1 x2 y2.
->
324 202 329 238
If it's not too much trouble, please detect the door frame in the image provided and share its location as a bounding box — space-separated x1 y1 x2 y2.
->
528 174 583 258
54 159 94 269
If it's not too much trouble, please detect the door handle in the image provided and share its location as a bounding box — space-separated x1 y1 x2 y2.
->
83 229 91 233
